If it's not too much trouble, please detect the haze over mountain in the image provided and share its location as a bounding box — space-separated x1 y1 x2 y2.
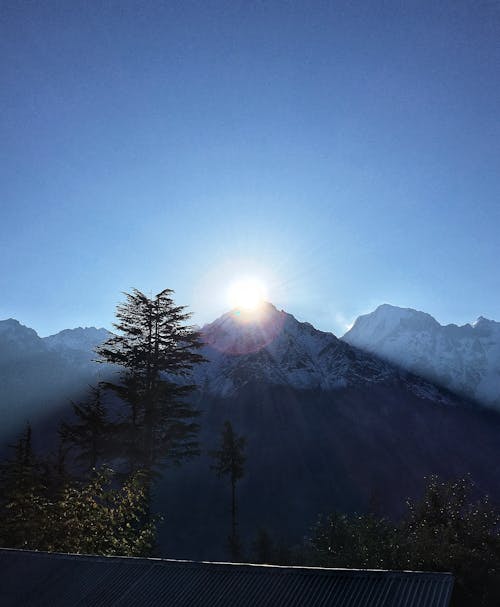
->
3 304 500 559
0 302 459 442
343 304 500 409
0 319 110 442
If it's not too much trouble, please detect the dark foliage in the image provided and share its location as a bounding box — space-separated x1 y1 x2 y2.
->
309 512 398 569
0 427 156 556
0 425 48 549
59 387 111 475
95 288 204 476
96 288 204 379
399 476 500 607
210 420 246 560
0 287 205 556
305 476 500 607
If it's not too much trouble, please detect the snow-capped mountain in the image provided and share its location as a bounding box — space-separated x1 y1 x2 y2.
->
44 326 109 353
343 304 500 408
44 326 111 373
0 304 475 422
0 319 109 358
195 303 454 404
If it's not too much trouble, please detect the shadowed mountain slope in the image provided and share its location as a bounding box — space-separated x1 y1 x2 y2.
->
156 305 500 559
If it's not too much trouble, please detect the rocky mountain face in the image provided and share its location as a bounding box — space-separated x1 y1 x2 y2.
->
194 303 455 404
343 304 500 409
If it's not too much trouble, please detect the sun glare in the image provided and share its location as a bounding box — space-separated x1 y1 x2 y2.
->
228 279 267 311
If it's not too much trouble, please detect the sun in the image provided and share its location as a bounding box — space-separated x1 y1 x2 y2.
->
228 278 267 311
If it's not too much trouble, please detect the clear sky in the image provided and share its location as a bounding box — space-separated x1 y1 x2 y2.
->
1 1 499 336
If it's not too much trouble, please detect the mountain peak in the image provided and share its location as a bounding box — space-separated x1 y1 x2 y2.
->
192 302 453 402
201 302 288 356
343 304 500 407
0 317 21 326
344 304 439 346
0 317 32 331
472 316 495 328
0 318 41 341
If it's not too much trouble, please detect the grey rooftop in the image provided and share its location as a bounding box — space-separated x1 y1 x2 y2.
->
0 548 454 607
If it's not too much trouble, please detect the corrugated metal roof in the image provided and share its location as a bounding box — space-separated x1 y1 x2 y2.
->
0 548 453 607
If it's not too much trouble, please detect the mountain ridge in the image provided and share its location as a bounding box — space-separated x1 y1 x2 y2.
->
343 303 500 408
194 303 457 405
4 300 498 411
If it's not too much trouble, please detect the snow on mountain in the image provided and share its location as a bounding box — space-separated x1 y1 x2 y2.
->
343 304 500 408
0 320 109 359
0 305 463 444
44 327 110 353
194 303 453 403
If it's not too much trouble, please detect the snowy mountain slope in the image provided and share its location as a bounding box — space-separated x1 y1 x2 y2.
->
44 326 111 373
343 304 500 408
0 305 468 419
0 320 109 359
44 326 109 353
194 303 455 404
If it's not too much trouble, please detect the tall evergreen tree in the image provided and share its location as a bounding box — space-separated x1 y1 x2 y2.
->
0 424 48 549
60 387 111 476
95 288 204 475
210 420 246 560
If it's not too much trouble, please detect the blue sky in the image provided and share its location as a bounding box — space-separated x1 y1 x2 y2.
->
1 1 499 336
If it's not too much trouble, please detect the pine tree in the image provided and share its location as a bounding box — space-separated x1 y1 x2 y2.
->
210 420 246 560
0 424 48 549
96 288 203 382
60 387 111 476
95 288 204 475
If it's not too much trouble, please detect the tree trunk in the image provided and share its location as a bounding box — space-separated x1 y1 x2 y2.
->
231 478 236 539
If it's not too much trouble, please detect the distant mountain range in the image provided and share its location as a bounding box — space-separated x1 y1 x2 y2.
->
343 304 500 409
1 302 472 440
2 304 500 559
195 303 454 404
3 302 498 417
0 319 110 443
